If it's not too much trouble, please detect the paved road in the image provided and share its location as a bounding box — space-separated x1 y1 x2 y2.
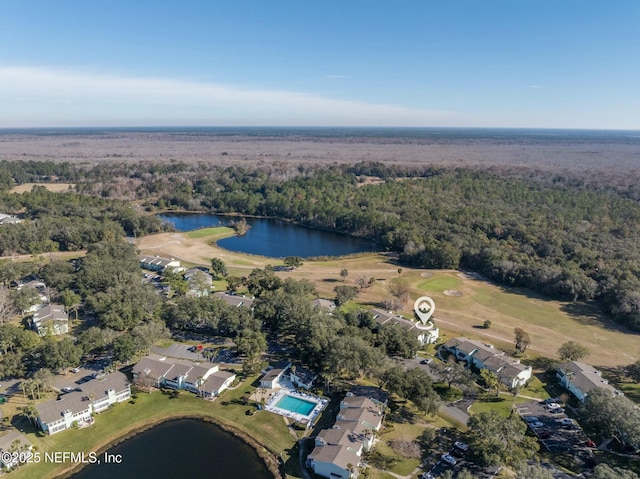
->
440 403 470 426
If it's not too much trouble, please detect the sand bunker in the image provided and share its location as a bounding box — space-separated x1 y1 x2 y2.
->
420 272 434 278
444 290 463 297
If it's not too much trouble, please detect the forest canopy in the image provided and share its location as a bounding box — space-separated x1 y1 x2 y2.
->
2 160 640 330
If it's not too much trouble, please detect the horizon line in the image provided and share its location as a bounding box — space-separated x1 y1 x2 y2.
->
0 125 638 133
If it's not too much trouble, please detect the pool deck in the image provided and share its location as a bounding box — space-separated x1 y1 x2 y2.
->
264 389 328 427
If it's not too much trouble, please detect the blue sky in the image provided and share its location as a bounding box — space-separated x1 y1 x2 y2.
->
1 1 639 128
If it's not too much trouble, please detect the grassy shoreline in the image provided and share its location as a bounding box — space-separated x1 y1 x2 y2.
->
10 379 290 479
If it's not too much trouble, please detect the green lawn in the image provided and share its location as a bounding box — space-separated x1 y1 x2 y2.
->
186 226 234 239
231 259 253 266
618 381 640 404
519 375 552 400
433 383 463 402
11 376 295 479
417 276 462 292
376 421 424 476
469 394 529 418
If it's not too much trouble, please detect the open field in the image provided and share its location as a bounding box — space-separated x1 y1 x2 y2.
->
137 229 640 367
10 183 75 193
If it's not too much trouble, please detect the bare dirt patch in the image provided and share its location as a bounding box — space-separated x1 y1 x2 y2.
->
443 289 463 297
420 272 434 278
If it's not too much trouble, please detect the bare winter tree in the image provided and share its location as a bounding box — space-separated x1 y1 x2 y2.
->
0 286 17 325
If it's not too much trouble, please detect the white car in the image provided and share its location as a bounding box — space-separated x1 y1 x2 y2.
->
422 474 435 479
454 441 469 452
441 454 457 466
71 367 81 373
545 402 560 409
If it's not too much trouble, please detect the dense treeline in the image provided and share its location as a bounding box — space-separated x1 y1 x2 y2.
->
125 163 640 330
0 160 82 190
0 187 167 255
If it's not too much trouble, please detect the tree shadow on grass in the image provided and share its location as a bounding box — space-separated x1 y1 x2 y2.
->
559 301 610 327
477 395 505 404
387 402 419 425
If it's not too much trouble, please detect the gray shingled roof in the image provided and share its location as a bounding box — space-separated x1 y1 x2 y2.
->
213 292 254 308
33 304 68 323
0 430 32 451
199 371 236 394
166 363 192 380
132 357 174 380
309 443 359 470
36 372 129 424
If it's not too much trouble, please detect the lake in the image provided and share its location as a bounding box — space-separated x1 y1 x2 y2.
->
158 213 378 258
70 418 273 479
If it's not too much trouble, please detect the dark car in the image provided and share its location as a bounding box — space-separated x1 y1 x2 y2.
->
537 429 551 439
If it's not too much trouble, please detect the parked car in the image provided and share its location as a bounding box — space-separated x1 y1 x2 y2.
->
582 439 596 448
542 397 560 405
523 416 540 423
537 429 551 439
545 402 560 409
420 358 433 365
71 367 81 373
530 421 545 428
441 454 457 466
422 474 435 479
558 418 574 426
454 441 469 452
548 407 564 414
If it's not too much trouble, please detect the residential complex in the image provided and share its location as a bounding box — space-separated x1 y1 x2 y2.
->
443 337 532 388
371 308 440 345
0 213 22 225
307 390 385 479
36 372 131 435
132 356 236 398
213 291 255 309
139 255 182 273
0 430 32 470
557 361 624 402
32 304 69 337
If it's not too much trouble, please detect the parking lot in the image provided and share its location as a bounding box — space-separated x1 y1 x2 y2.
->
51 363 107 392
516 399 590 454
150 343 203 361
421 437 501 479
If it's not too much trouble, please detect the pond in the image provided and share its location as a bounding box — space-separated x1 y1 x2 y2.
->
70 418 273 479
158 213 378 258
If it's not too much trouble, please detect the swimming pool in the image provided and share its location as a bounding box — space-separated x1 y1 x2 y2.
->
275 394 316 416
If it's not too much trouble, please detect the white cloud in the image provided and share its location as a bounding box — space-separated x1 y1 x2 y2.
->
0 66 466 127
